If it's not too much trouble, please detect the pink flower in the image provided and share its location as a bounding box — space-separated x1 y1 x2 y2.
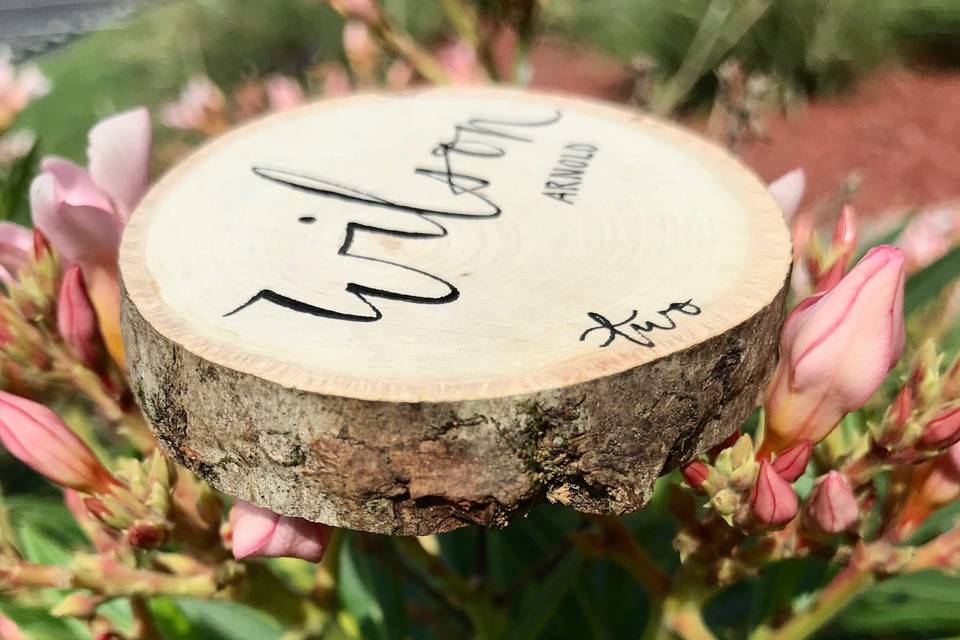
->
897 202 960 273
918 407 960 451
771 440 812 483
760 246 906 455
161 75 226 135
265 75 305 111
0 391 116 493
0 221 33 285
0 129 36 165
807 471 859 534
438 40 485 85
229 500 331 562
749 460 798 527
0 47 50 130
768 169 805 221
30 107 151 365
58 265 100 366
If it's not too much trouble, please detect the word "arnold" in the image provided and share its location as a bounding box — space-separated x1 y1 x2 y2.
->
542 143 598 205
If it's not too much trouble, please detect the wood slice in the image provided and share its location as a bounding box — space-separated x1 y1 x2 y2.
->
120 87 791 535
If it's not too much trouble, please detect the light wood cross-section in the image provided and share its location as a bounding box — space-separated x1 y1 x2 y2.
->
120 87 792 535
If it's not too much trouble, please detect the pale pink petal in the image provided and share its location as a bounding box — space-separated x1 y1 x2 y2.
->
229 499 330 562
40 157 114 213
88 107 152 220
768 169 806 221
259 515 330 562
30 173 123 268
230 500 279 559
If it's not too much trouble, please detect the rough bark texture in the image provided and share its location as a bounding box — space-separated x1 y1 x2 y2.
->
121 279 788 536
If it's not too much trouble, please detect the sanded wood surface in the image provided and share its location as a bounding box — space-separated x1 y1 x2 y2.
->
120 87 791 535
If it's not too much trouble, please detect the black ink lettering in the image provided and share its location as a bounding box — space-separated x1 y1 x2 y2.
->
228 111 563 322
580 299 702 349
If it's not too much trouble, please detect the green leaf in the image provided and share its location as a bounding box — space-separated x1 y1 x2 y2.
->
165 598 283 640
836 571 960 638
0 137 41 225
0 600 86 640
337 535 409 640
503 552 586 640
6 495 87 549
904 246 960 316
17 522 71 565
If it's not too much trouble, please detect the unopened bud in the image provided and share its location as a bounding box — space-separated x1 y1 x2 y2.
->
126 521 168 550
807 471 859 533
917 407 960 451
681 461 709 489
51 591 104 618
749 461 798 527
771 440 812 482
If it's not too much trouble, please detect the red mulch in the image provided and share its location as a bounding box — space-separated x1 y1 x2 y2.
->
525 41 960 216
742 67 960 216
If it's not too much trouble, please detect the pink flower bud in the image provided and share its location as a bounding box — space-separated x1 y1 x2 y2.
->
760 246 906 455
891 385 914 429
768 169 805 221
58 265 100 366
0 391 115 493
814 205 857 293
918 407 960 451
895 442 960 538
0 221 33 285
681 461 709 489
771 440 812 482
807 471 859 533
0 614 26 640
229 500 331 562
33 228 50 260
749 460 798 527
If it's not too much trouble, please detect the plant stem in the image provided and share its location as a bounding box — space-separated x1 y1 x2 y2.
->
762 564 875 640
129 595 162 640
651 0 771 115
662 590 718 640
330 3 451 85
589 515 671 601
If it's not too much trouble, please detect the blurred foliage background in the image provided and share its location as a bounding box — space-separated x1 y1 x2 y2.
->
15 0 960 160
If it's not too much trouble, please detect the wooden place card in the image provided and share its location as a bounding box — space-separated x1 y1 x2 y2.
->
120 87 791 535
